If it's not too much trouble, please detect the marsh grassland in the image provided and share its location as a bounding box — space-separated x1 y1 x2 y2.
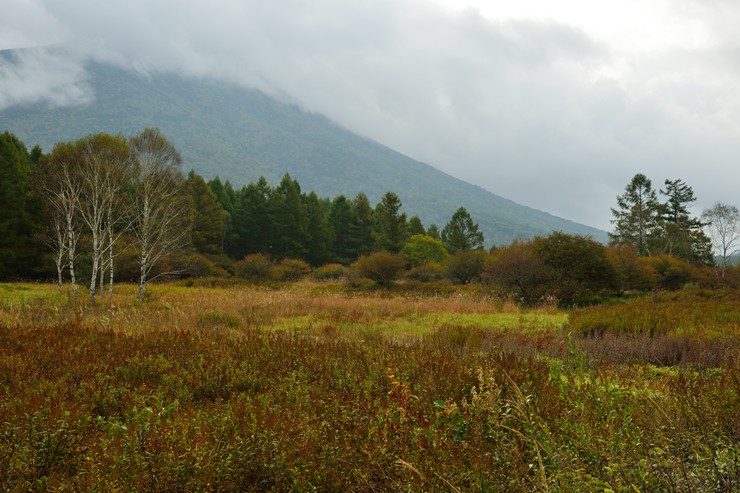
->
0 282 737 492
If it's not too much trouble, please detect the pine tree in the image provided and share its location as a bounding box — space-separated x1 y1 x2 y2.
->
657 179 712 264
304 192 334 266
231 177 272 257
329 195 353 263
441 207 484 254
347 192 375 261
0 132 40 279
408 215 426 236
373 192 408 254
186 170 228 254
268 174 308 259
609 174 660 256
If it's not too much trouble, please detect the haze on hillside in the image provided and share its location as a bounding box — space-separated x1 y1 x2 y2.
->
1 0 739 230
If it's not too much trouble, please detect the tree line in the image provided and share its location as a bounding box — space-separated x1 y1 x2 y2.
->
2 129 738 305
0 129 485 299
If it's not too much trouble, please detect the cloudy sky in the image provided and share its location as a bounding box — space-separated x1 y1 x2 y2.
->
2 0 739 230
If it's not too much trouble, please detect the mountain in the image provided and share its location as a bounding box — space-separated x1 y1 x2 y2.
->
0 52 607 245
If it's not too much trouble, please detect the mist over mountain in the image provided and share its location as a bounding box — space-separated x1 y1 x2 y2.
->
0 54 607 245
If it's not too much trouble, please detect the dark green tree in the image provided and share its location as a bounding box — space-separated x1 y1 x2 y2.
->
441 207 484 254
186 170 229 255
374 191 408 253
208 176 236 253
268 173 308 259
304 192 334 266
426 223 441 240
329 195 353 263
346 192 375 260
408 215 426 236
0 132 41 279
656 179 712 264
533 232 619 305
231 177 272 257
609 173 660 256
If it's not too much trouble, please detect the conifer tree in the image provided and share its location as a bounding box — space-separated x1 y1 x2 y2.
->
304 192 334 266
441 207 484 253
0 132 40 279
186 170 228 254
231 177 272 257
609 174 660 256
329 195 353 263
374 192 408 254
347 192 375 260
268 173 308 259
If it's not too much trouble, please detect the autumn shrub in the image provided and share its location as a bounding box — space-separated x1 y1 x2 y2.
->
271 258 312 281
445 249 486 284
178 252 230 278
312 263 346 281
406 261 446 282
645 254 694 290
234 253 272 282
351 252 406 286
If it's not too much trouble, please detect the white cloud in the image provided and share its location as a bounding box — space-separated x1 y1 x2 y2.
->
1 0 738 230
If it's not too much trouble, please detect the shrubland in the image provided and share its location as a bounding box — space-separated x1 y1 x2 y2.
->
0 281 737 491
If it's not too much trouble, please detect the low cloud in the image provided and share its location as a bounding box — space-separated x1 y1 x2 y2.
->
0 47 93 110
1 0 739 229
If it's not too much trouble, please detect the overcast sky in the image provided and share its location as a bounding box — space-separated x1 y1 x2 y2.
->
2 0 739 230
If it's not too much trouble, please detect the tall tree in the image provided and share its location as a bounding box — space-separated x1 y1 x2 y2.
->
208 176 235 253
304 192 334 266
74 133 132 304
186 170 229 255
129 129 189 301
426 223 441 240
346 192 375 261
231 177 272 257
268 173 308 259
374 191 408 253
702 202 740 276
38 141 84 299
441 206 484 254
408 215 426 236
609 173 660 256
0 132 41 279
329 195 353 263
657 179 712 264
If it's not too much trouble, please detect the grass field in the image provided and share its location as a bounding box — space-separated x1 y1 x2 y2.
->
0 281 737 491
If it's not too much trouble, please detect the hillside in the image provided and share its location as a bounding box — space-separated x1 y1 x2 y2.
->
0 53 607 245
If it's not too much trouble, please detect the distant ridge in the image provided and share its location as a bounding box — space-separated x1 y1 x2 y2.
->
0 52 607 245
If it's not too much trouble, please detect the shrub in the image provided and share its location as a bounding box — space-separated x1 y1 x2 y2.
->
402 235 448 268
271 258 312 282
351 252 406 286
645 254 694 290
483 241 550 304
180 253 230 278
406 261 446 282
313 263 346 281
446 249 486 284
234 253 273 282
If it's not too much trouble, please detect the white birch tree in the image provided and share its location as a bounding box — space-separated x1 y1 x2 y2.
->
129 128 189 301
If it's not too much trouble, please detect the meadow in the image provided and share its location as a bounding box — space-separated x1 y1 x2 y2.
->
0 281 737 492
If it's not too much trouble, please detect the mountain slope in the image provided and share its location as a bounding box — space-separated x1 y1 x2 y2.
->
0 55 607 245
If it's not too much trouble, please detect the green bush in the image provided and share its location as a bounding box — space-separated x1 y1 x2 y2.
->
234 254 273 282
351 252 406 286
446 249 486 284
402 235 448 268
